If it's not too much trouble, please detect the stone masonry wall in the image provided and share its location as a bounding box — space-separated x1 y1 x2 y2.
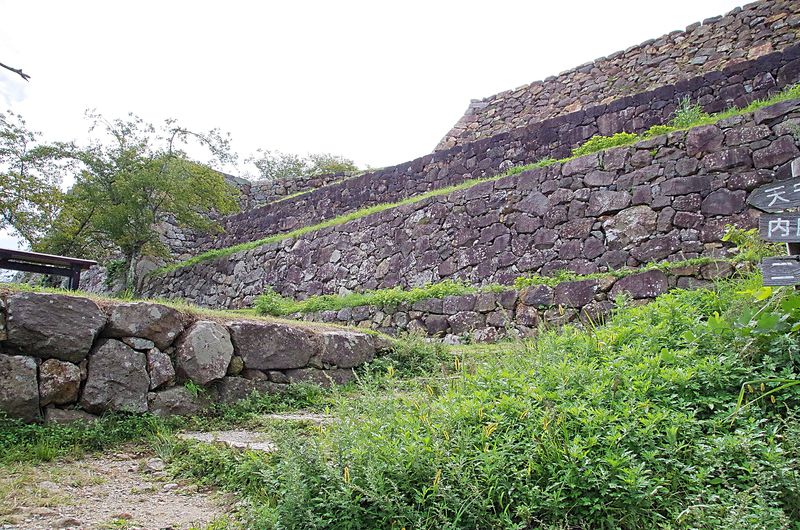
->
436 0 800 150
141 99 800 309
0 290 389 423
195 44 800 253
299 261 745 343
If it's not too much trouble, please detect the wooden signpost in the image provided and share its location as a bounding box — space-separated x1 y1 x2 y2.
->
749 159 800 286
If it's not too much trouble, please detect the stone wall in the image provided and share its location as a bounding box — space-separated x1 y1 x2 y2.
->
0 290 389 423
141 99 800 309
195 44 800 253
298 261 744 343
436 0 800 150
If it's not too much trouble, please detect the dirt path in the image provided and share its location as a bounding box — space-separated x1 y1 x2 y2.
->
0 449 231 530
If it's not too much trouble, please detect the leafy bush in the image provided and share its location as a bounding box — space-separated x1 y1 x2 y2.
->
669 96 712 129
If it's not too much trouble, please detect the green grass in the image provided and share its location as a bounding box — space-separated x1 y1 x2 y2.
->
152 85 800 278
162 274 800 528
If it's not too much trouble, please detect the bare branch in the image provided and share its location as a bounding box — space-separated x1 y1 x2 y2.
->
0 62 30 82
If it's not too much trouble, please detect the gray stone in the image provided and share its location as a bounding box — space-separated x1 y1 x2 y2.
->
148 387 204 417
442 295 476 314
700 189 746 215
753 136 800 169
686 125 724 156
424 315 449 335
587 190 631 216
38 359 81 406
284 368 355 387
5 292 106 363
515 305 539 326
702 148 752 171
43 408 98 425
553 280 597 308
603 205 657 245
448 311 484 335
175 321 234 385
610 270 669 299
146 348 175 390
228 321 319 370
562 154 598 176
319 330 376 368
80 339 149 414
520 285 553 308
661 176 711 196
105 302 184 350
122 337 156 351
630 235 680 262
0 354 39 422
214 377 282 404
242 368 268 380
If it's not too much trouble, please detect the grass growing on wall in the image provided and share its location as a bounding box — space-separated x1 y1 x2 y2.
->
152 85 800 277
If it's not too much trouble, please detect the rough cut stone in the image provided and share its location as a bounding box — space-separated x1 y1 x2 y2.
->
122 337 156 351
660 175 711 196
175 321 234 385
586 190 631 216
146 348 175 390
228 321 319 370
700 189 746 215
80 339 149 414
603 205 657 245
515 305 539 326
227 355 245 376
105 302 184 350
686 125 724 156
630 235 680 262
520 285 553 308
610 270 669 299
38 359 81 406
319 330 376 368
148 387 204 417
5 292 106 363
753 136 800 169
43 407 98 425
0 354 39 422
553 280 597 308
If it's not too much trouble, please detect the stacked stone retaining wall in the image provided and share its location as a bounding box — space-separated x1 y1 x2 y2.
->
437 0 800 149
0 290 389 423
141 99 800 308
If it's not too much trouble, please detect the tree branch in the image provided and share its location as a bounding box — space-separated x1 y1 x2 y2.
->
0 62 30 82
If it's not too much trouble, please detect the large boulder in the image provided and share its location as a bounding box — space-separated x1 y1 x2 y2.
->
319 330 376 369
105 302 184 350
38 359 81 406
0 354 39 422
175 321 233 385
80 339 149 414
5 292 106 363
228 321 319 370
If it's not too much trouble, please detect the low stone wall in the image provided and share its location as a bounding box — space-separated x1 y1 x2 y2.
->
194 45 800 253
298 261 744 342
436 0 800 149
0 290 389 423
141 99 800 309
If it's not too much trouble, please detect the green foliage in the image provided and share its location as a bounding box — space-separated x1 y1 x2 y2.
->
361 332 451 379
571 132 639 157
242 277 800 528
247 149 359 181
0 112 64 246
722 224 782 262
37 112 240 287
669 96 713 129
255 279 474 316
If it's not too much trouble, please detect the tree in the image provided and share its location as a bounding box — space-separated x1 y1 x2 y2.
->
0 112 63 247
39 112 240 288
247 149 359 181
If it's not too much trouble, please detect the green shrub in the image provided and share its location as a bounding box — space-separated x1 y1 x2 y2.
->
571 132 639 157
669 96 712 129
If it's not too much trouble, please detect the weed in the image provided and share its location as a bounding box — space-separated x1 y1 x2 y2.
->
571 132 639 157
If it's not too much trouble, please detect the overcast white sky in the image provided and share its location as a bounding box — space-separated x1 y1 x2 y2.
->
0 0 745 250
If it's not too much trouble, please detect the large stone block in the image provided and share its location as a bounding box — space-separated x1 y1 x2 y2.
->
603 205 657 245
175 321 233 385
586 190 631 216
39 359 81 406
553 280 598 308
610 270 669 299
148 387 205 417
105 302 184 350
228 321 319 370
319 330 376 368
5 292 106 363
0 354 39 422
80 339 149 414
